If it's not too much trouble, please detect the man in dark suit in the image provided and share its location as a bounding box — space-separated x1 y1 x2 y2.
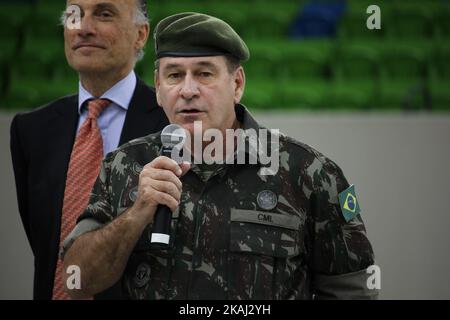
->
9 0 168 300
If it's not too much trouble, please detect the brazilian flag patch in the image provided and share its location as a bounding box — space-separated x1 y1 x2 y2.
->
338 184 361 222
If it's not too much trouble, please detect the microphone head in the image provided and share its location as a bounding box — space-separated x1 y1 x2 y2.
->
161 124 186 148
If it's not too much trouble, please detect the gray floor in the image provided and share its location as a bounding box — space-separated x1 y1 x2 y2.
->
1 111 450 299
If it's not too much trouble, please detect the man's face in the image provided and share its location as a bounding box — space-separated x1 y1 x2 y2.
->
64 0 147 76
155 56 245 137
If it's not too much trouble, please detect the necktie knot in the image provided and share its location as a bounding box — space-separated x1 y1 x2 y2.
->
87 99 110 119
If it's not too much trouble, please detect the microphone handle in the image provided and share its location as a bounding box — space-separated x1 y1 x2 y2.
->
150 205 173 246
150 145 176 246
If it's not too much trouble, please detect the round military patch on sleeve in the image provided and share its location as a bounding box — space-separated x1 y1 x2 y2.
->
129 186 138 203
133 162 143 175
133 263 151 288
257 190 278 211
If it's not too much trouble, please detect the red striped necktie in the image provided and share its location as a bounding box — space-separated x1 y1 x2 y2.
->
52 98 110 300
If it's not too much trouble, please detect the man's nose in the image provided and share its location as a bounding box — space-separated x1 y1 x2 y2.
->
77 15 96 37
180 74 200 99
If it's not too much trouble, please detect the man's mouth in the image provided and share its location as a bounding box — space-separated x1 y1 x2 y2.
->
73 43 105 50
178 109 204 115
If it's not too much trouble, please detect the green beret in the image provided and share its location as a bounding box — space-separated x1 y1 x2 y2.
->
154 12 250 61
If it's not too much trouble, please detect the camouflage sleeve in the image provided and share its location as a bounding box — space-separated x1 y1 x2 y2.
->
307 156 377 299
76 152 116 224
61 153 115 258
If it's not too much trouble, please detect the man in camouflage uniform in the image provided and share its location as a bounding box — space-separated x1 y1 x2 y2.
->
62 12 378 299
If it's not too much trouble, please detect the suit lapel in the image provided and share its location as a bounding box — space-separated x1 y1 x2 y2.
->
49 95 79 220
53 95 79 183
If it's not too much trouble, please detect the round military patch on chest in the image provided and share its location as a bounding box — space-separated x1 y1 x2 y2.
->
129 186 138 203
257 190 278 211
133 263 151 288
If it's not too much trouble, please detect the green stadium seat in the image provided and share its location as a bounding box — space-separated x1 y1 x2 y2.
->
430 81 450 111
428 40 450 110
338 10 386 40
5 73 77 110
276 39 333 81
136 38 157 81
51 54 79 83
338 0 392 41
35 1 64 13
380 42 427 81
202 4 247 37
430 43 450 82
15 37 65 80
135 61 149 84
0 14 20 39
2 74 41 109
330 41 380 109
12 53 51 81
244 42 280 79
388 6 434 39
275 80 330 110
0 10 28 53
328 80 379 110
0 2 32 29
333 42 380 81
151 2 209 27
242 6 295 40
433 8 450 39
139 50 158 87
0 35 19 60
379 80 431 110
25 10 64 39
241 79 276 110
377 41 429 109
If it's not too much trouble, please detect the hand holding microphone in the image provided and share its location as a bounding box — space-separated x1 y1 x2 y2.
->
151 124 188 246
133 125 189 247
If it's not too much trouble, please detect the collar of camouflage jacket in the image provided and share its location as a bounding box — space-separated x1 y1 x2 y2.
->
159 104 276 178
235 103 277 168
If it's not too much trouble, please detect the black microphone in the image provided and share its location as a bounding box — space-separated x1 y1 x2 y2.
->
150 124 186 246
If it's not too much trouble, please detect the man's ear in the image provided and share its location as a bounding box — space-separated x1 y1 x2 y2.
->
154 70 162 107
233 66 245 104
135 23 150 52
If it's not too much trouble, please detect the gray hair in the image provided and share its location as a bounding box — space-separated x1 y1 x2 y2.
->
60 0 149 62
134 0 149 62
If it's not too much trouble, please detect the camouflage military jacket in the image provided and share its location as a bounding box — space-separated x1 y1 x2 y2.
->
69 105 376 299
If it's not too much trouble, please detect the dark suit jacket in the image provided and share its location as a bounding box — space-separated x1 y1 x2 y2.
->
10 78 168 300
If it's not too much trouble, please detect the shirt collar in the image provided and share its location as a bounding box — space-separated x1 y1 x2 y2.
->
78 70 137 113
